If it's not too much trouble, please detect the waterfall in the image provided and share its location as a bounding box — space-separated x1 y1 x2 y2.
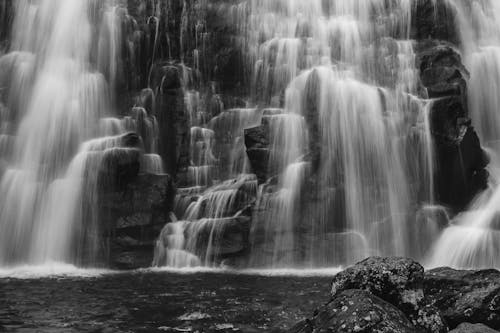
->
246 0 434 268
0 0 163 266
155 0 436 269
428 0 500 269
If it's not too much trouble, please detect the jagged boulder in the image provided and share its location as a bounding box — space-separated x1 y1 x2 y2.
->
450 323 500 333
290 289 420 333
424 268 500 330
331 257 447 333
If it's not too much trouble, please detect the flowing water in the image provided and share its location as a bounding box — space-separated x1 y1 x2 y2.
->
427 0 500 269
0 0 162 266
1 0 500 272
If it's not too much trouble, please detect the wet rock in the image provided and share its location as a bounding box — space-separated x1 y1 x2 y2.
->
331 257 447 333
450 323 500 333
0 0 13 49
430 96 469 145
290 289 419 333
424 267 500 330
98 147 141 192
419 44 469 101
151 63 190 176
100 173 176 269
412 0 459 45
245 120 270 183
417 42 489 211
434 127 489 211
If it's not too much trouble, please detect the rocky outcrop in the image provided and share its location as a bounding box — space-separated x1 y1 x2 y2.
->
291 289 420 333
424 268 500 330
100 173 176 269
417 42 489 212
151 63 190 176
330 257 446 333
292 257 500 333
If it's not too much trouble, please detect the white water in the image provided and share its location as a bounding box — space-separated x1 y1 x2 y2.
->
243 0 435 268
156 0 438 269
0 0 164 267
427 0 500 269
3 0 499 272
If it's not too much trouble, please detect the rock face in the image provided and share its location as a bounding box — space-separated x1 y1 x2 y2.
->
424 268 500 330
245 118 271 183
417 42 489 212
450 323 500 333
100 173 176 269
151 63 190 176
291 289 420 333
293 258 500 333
412 0 459 44
330 257 446 333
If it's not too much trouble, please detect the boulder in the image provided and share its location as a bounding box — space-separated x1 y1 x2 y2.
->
424 268 500 330
450 323 500 333
290 289 419 333
331 257 447 333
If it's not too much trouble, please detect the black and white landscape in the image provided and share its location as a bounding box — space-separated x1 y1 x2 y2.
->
0 0 499 332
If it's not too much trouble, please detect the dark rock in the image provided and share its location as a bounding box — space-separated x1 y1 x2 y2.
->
331 257 447 333
434 126 489 211
98 147 141 192
290 289 419 333
419 44 469 102
303 69 322 172
245 119 271 183
430 96 469 145
450 323 500 333
0 0 13 50
417 42 489 211
424 267 500 330
412 0 459 45
152 63 190 176
100 173 176 269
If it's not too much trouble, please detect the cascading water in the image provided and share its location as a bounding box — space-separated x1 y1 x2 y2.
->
5 0 495 271
245 0 435 268
0 0 163 266
154 0 436 269
428 0 500 269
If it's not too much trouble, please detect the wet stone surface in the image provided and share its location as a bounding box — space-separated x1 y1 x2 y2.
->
0 272 331 332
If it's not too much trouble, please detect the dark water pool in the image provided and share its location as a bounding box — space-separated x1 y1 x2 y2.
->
0 269 334 332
